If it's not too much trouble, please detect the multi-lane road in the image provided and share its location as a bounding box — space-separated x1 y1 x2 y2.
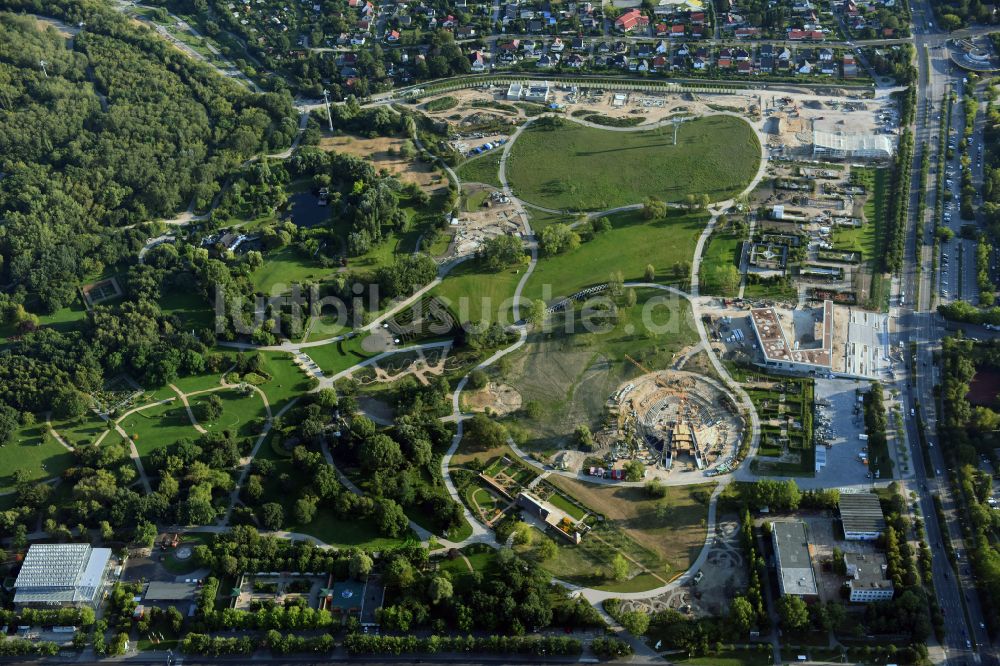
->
898 1 995 663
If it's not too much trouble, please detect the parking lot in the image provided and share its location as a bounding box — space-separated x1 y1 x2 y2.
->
810 378 876 490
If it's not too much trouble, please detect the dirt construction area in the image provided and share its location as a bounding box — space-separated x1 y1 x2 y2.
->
319 134 445 193
464 382 522 416
453 185 525 256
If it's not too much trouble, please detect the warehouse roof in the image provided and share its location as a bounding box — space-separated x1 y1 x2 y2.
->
839 492 886 535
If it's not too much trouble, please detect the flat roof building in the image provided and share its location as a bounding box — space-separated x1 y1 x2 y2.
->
839 492 886 540
771 520 818 598
750 302 833 373
14 544 113 608
143 581 198 602
844 552 893 602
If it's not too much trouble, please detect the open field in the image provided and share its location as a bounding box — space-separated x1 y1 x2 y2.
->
258 352 311 412
306 336 372 376
523 210 705 301
456 154 503 189
50 412 109 449
431 259 521 325
194 389 267 439
122 401 200 463
546 476 713 577
506 116 760 211
0 422 74 492
505 288 698 449
251 245 336 293
159 285 215 331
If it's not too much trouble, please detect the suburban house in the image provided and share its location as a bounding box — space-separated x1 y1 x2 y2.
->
468 50 487 71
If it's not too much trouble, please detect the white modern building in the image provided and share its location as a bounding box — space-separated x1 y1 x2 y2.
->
14 544 113 608
812 131 895 160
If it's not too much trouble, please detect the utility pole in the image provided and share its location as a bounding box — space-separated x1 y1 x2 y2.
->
38 60 48 78
322 89 334 132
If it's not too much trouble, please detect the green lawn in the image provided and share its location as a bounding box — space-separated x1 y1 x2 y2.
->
432 258 522 324
50 412 108 449
0 300 88 345
305 336 373 376
252 245 336 293
523 210 705 301
194 389 267 439
699 230 744 297
258 352 311 413
506 116 760 210
544 490 587 520
456 154 503 188
0 422 74 492
159 289 214 331
122 401 200 463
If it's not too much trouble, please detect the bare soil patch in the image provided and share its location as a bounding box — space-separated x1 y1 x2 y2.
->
464 382 522 416
319 134 444 192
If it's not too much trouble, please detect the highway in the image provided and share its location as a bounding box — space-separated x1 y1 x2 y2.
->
897 0 996 663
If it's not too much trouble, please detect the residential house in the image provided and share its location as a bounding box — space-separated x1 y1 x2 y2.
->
636 43 653 57
387 29 400 41
734 47 750 61
551 37 565 51
566 53 586 67
670 23 685 37
717 47 733 67
797 59 813 74
671 54 685 69
690 11 705 24
656 22 669 35
692 55 706 69
399 14 413 26
468 50 487 71
571 36 586 50
637 59 649 71
528 18 543 32
456 25 476 38
615 8 649 32
597 41 611 53
536 53 554 67
613 40 628 53
738 59 753 74
655 39 669 53
676 42 690 56
735 26 759 38
611 53 628 68
842 53 858 77
652 54 668 69
818 47 833 61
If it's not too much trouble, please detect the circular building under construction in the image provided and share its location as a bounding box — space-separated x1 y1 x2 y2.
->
608 370 744 475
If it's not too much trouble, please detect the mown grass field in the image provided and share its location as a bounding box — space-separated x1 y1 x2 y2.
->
431 258 522 325
523 210 705 301
506 116 760 210
0 422 74 492
698 229 744 297
124 401 200 464
456 153 503 188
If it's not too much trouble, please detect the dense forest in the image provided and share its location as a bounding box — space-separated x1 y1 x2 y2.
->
0 1 295 312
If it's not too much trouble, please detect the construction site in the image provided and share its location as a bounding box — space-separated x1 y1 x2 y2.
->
605 368 744 476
